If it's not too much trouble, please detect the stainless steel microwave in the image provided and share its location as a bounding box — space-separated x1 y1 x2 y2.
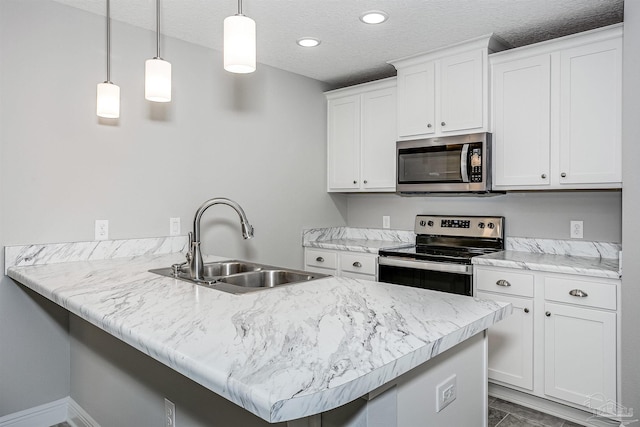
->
396 132 493 194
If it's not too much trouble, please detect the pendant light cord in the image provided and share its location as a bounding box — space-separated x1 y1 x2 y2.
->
156 0 161 58
237 0 243 16
106 0 111 82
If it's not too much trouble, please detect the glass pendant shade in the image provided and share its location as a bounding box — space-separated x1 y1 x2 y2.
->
224 14 256 73
96 82 120 118
145 58 172 102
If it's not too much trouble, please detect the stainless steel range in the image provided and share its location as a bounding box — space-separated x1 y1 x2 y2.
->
378 215 505 296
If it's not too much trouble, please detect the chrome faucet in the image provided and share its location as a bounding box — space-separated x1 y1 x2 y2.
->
188 198 254 281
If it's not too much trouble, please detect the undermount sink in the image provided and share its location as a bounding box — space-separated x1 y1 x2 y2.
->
149 260 328 294
218 270 317 289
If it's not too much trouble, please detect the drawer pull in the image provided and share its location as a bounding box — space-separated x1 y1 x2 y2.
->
353 261 362 268
546 311 551 317
316 257 324 263
524 308 529 314
496 279 511 287
569 289 588 298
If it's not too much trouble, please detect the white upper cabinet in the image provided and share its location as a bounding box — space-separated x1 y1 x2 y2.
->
493 54 552 187
395 62 436 137
390 35 505 140
439 49 484 132
559 39 622 185
491 24 622 190
326 78 397 192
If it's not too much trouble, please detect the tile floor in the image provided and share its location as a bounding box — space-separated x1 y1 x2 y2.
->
50 399 582 427
489 397 584 427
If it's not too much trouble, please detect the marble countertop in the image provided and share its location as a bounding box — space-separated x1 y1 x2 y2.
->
6 248 510 423
472 250 621 279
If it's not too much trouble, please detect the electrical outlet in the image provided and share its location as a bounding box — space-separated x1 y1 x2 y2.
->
170 217 181 236
570 220 584 239
436 374 457 412
382 216 391 229
95 220 109 241
165 398 175 427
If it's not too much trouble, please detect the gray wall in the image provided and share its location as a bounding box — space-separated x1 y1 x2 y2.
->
0 0 346 418
346 191 622 242
69 316 285 427
621 0 640 418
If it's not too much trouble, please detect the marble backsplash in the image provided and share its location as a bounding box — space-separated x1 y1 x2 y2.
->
4 236 188 273
506 237 621 259
302 227 415 246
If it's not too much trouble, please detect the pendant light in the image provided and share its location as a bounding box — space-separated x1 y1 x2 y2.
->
145 0 171 102
96 0 120 118
224 0 256 73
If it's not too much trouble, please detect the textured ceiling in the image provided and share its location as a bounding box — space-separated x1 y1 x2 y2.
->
53 0 623 89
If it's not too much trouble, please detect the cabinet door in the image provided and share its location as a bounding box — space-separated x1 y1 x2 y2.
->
558 38 622 185
492 54 551 187
396 62 435 138
327 95 361 191
544 302 616 407
477 291 534 391
361 87 397 191
439 50 484 133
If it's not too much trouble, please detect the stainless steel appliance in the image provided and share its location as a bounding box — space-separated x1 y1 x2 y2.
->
396 132 493 194
378 215 504 296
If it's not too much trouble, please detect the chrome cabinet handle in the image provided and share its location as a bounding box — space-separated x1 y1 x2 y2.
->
546 311 551 317
316 257 324 263
569 289 588 298
427 123 432 128
541 174 547 179
353 261 362 268
524 308 529 314
561 172 567 178
496 279 511 287
441 121 446 126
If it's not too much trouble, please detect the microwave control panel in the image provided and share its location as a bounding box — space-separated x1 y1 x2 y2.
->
469 147 483 183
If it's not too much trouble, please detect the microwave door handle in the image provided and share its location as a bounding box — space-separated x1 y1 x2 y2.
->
461 144 470 183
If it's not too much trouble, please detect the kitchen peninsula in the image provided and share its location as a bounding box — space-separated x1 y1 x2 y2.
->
5 237 511 426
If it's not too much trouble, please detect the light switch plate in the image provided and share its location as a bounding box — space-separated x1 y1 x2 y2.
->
383 216 391 229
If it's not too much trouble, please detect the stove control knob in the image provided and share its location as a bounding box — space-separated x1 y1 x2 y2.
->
478 222 485 229
427 220 434 227
419 220 426 227
487 222 495 229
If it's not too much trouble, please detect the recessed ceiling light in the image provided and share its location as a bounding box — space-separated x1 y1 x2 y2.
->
360 11 388 25
297 37 321 48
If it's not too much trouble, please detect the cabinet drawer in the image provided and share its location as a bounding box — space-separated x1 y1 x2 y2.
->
340 252 377 275
305 249 337 270
544 277 617 310
476 268 534 297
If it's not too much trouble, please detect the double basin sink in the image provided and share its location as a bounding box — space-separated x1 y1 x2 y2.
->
150 260 328 294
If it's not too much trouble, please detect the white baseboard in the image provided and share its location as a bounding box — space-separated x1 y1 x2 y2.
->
67 399 100 427
0 397 100 427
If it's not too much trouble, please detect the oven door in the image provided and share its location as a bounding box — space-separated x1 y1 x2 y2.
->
378 257 473 296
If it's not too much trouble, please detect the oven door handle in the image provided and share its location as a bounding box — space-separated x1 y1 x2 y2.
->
378 257 473 275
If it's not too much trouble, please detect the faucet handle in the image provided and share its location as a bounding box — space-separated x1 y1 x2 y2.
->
186 232 194 263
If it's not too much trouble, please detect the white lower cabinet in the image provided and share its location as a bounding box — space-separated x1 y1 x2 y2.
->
304 248 377 280
475 265 619 413
477 291 534 390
